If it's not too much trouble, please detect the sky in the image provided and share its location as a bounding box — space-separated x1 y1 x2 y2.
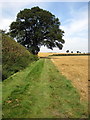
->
0 0 89 53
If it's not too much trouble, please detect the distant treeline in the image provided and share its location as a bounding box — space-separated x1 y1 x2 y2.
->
49 53 90 56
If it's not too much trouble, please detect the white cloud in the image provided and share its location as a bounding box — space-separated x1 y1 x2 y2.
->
61 36 88 53
0 18 14 31
60 5 88 53
61 7 88 37
61 18 88 38
0 2 38 31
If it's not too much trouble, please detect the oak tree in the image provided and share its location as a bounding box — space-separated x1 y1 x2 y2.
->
10 7 65 55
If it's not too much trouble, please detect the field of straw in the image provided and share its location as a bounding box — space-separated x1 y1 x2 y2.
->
38 52 57 57
51 55 88 101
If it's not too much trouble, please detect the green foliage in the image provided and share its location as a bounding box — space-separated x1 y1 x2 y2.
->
66 50 69 53
10 6 65 55
2 34 38 80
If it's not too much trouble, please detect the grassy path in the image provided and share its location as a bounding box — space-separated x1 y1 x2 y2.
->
2 59 88 118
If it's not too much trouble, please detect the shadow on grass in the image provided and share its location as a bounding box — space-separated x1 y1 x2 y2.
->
40 57 62 59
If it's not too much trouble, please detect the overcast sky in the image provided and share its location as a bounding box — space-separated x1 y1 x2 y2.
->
0 0 89 53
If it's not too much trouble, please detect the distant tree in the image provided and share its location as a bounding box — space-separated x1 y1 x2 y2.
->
71 51 73 53
9 7 65 55
0 29 6 34
77 51 80 53
66 50 69 53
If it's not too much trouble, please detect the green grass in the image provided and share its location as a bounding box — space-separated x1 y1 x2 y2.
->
2 34 38 80
2 59 88 118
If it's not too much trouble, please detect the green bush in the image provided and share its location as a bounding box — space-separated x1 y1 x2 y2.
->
2 34 38 80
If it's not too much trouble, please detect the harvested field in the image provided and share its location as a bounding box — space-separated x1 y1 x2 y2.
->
51 56 88 102
38 52 67 57
38 52 57 57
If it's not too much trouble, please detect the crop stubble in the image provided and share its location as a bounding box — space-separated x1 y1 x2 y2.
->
51 56 88 102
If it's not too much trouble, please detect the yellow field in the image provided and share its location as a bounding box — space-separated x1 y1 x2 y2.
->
38 52 58 57
51 56 88 101
38 52 86 57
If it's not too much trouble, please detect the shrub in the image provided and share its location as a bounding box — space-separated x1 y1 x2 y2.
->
2 34 38 80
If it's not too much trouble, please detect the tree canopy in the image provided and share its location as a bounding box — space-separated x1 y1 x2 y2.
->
10 6 65 55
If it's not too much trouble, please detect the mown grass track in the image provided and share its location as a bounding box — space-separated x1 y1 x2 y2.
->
2 59 88 118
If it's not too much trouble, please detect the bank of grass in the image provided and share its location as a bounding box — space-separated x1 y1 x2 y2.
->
0 81 2 119
2 34 38 80
2 59 88 118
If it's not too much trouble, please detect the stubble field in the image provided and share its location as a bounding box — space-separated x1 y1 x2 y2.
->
51 56 88 101
38 52 57 57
